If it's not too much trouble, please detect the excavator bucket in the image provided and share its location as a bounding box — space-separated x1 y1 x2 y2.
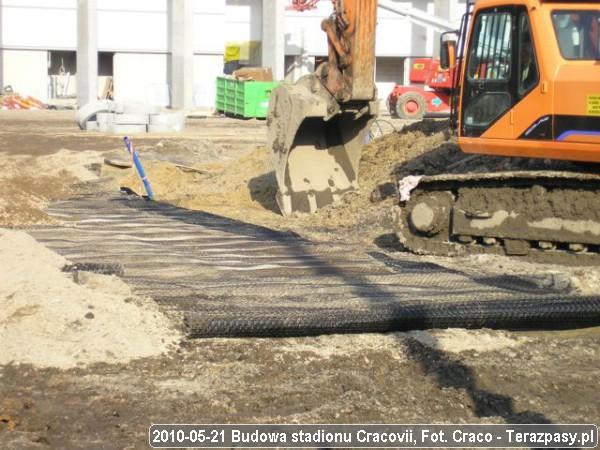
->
267 75 376 216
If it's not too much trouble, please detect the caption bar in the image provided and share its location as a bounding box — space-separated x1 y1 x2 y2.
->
149 424 598 448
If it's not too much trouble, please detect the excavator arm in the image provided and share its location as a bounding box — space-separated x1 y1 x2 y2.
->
267 0 379 215
320 0 377 102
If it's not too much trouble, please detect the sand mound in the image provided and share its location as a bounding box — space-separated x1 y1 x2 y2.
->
119 147 283 229
117 120 453 243
0 229 180 369
123 147 274 209
0 149 105 227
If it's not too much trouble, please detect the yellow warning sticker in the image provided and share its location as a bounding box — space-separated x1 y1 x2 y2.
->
413 63 425 70
587 95 600 116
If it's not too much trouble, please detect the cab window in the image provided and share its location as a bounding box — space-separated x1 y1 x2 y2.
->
467 12 512 80
518 13 538 96
463 11 513 131
552 11 600 60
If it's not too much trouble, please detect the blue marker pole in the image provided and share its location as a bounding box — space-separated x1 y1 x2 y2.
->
123 136 154 200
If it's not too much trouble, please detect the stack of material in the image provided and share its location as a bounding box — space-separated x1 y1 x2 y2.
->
76 100 185 134
232 67 273 81
0 90 45 110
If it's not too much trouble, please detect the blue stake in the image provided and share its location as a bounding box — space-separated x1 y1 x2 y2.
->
123 136 154 200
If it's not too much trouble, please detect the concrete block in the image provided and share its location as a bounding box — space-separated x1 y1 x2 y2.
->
85 120 99 131
113 113 150 125
122 102 161 115
110 124 147 135
149 112 185 131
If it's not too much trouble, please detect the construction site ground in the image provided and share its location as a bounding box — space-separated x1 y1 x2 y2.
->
1 110 599 449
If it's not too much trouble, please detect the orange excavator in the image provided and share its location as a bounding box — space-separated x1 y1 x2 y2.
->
268 0 600 263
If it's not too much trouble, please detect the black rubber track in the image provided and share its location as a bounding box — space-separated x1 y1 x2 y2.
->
29 194 600 338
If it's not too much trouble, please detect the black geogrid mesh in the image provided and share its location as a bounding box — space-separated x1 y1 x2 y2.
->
30 194 600 337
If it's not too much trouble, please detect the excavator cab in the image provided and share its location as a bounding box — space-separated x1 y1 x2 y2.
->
267 0 379 216
456 0 600 157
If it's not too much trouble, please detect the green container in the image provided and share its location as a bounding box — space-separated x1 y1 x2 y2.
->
215 77 278 119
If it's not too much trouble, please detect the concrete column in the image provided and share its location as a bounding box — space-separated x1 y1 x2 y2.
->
169 0 194 109
77 0 98 107
261 0 285 81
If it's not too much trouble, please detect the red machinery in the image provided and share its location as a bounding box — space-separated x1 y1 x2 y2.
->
387 57 454 119
287 0 319 11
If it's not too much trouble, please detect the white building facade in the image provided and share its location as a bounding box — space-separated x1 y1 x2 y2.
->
0 0 466 109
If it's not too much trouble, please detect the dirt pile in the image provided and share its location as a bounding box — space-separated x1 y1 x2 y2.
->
0 149 106 227
391 138 582 181
0 229 180 368
117 120 453 243
119 146 279 220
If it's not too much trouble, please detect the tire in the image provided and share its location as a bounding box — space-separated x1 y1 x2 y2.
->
395 92 426 120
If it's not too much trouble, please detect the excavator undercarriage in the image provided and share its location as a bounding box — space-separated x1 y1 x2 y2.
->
395 170 600 264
